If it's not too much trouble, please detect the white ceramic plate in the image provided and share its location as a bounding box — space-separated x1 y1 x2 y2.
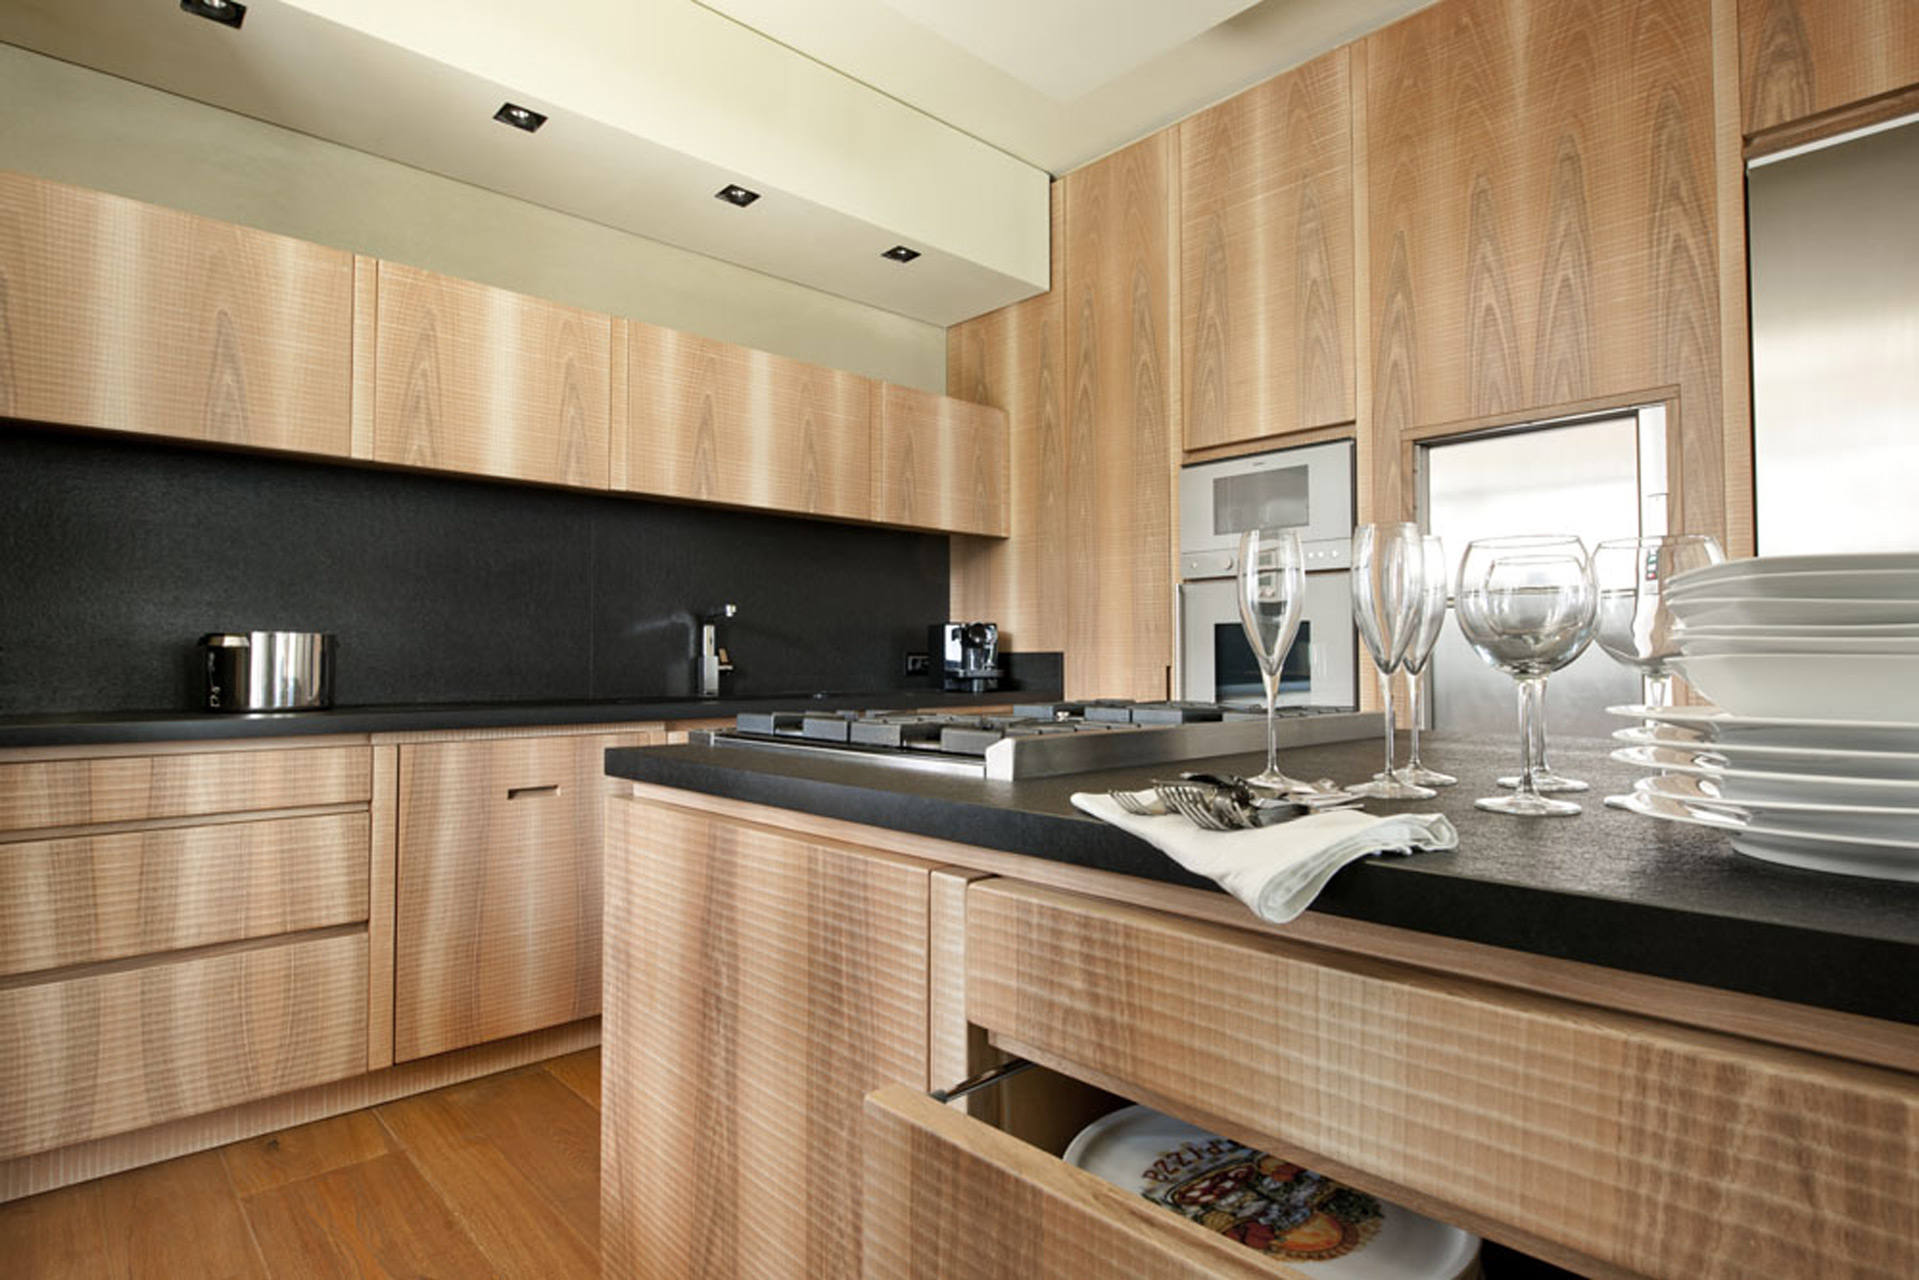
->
1628 777 1919 880
1666 596 1919 628
1670 653 1919 722
1638 772 1919 818
1675 620 1919 640
1608 746 1919 804
1063 1104 1480 1279
1610 725 1919 779
1677 633 1919 657
1609 704 1919 751
1667 552 1919 594
1665 568 1919 603
1729 828 1919 882
1606 786 1745 831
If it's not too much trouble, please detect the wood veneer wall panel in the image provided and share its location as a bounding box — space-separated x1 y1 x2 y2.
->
623 321 873 521
393 732 652 1060
1061 131 1178 701
0 812 369 977
1740 0 1919 132
966 881 1919 1279
602 798 930 1280
1181 48 1356 450
862 1086 1279 1280
871 382 1009 536
1366 0 1724 539
0 931 368 1160
0 746 371 834
0 171 353 454
373 261 609 488
948 186 1068 649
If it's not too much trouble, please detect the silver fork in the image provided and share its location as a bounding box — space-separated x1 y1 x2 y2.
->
1108 789 1167 816
1155 781 1244 831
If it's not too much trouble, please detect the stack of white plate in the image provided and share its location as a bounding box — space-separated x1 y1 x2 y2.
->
1608 552 1919 881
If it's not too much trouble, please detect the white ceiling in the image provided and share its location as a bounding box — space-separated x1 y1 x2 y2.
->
0 0 1429 326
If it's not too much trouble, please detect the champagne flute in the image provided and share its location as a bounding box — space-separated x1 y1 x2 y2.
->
1349 523 1433 799
1455 538 1598 816
1397 534 1456 787
1237 528 1308 792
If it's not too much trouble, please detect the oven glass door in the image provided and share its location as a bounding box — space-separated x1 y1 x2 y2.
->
1179 574 1354 708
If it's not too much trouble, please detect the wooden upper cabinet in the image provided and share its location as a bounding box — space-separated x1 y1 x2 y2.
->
0 172 353 454
871 381 1009 536
372 261 610 488
1741 0 1919 134
1181 48 1356 450
618 320 872 520
1061 131 1178 701
1366 0 1723 534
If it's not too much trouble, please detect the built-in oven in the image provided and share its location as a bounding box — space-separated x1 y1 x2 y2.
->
1176 440 1356 708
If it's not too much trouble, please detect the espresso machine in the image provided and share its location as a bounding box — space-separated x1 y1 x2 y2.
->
931 621 1000 693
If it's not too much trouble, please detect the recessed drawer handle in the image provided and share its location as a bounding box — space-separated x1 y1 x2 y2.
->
507 784 562 801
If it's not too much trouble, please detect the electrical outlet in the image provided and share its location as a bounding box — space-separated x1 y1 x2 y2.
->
904 652 931 675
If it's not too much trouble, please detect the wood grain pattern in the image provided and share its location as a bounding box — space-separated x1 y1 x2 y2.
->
602 797 931 1280
98 1149 269 1278
1061 130 1179 700
948 186 1068 650
623 781 1919 1078
1740 0 1919 132
0 1019 596 1203
862 1086 1280 1280
1366 0 1725 540
0 746 371 835
1714 0 1760 559
219 1108 395 1200
0 171 353 456
1181 48 1355 450
871 380 1009 536
0 930 368 1160
393 732 653 1060
373 260 610 488
621 320 873 521
967 880 1919 1279
0 812 368 978
241 1149 494 1279
928 867 995 1114
366 743 397 1073
350 254 377 460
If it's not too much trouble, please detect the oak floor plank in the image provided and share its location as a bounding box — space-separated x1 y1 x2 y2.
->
433 1065 602 1245
376 1071 599 1277
543 1047 602 1110
242 1150 493 1279
220 1109 397 1200
97 1149 266 1279
0 1179 112 1279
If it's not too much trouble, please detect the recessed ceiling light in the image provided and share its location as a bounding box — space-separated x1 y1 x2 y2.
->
715 184 761 208
881 245 921 264
494 102 547 133
180 0 245 28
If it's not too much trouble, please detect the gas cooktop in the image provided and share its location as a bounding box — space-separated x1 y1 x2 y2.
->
698 699 1370 780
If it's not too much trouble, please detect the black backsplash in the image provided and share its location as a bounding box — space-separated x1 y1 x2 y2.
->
0 425 951 715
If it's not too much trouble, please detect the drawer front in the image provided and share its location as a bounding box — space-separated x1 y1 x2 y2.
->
0 812 369 978
966 881 1919 1280
863 1085 1276 1279
394 732 655 1059
0 930 368 1159
0 746 372 834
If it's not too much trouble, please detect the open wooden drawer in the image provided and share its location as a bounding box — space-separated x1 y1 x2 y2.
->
932 878 1919 1279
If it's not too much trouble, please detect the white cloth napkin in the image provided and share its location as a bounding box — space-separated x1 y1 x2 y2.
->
1070 791 1458 925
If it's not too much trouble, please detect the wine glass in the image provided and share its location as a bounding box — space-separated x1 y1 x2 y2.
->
1592 534 1727 711
1455 537 1598 816
1349 523 1433 799
1397 534 1456 787
1237 528 1308 792
1478 535 1598 794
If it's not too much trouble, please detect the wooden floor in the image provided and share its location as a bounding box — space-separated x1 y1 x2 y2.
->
0 1048 603 1279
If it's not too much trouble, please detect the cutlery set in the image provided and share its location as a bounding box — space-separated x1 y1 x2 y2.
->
1109 773 1362 831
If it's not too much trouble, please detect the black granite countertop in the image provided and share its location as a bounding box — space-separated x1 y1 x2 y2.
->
0 689 1048 749
606 732 1919 1027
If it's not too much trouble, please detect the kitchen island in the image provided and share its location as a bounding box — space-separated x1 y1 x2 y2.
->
602 733 1919 1279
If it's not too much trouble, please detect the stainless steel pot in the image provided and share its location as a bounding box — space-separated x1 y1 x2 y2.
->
201 631 334 711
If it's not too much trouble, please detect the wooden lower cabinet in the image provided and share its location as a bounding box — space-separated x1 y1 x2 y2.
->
602 797 932 1279
0 930 368 1160
392 729 658 1060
